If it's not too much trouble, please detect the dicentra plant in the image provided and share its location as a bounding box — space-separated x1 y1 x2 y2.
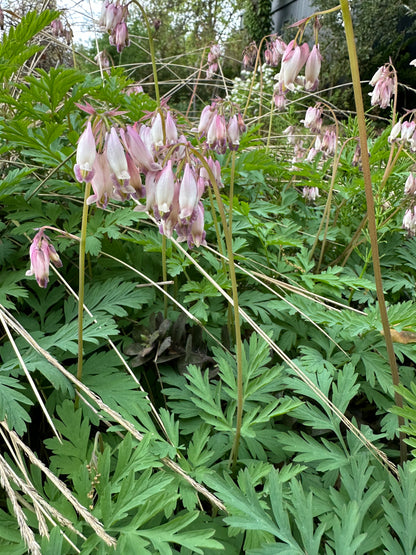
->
1 1 416 554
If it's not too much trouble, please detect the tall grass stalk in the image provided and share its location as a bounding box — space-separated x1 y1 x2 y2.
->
340 0 406 462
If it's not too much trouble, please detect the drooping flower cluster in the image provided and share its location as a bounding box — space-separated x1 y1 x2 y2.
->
95 51 111 74
197 100 246 154
268 39 322 109
404 173 416 195
281 104 337 201
299 104 337 164
72 101 242 249
239 18 323 109
403 206 416 236
206 44 221 79
388 119 416 151
302 186 320 201
301 105 323 133
242 42 258 70
402 166 416 235
26 229 62 288
264 35 286 67
98 0 129 52
369 64 395 109
50 18 73 44
74 107 145 209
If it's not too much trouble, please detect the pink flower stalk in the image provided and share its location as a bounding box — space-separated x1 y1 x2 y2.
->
302 186 320 201
302 106 323 133
26 229 62 288
369 65 394 109
279 40 310 91
106 127 130 180
155 160 175 214
305 44 322 91
404 173 416 195
87 153 114 208
74 121 96 183
179 163 198 219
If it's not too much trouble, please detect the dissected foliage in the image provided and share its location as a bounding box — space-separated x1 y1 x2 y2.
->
1 5 416 555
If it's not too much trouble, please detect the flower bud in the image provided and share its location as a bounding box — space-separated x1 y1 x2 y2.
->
403 207 416 235
227 115 240 150
179 163 198 219
151 112 164 147
115 21 129 52
279 40 309 91
189 202 206 248
305 44 322 91
302 106 323 133
404 173 416 195
156 160 175 214
74 121 96 183
388 121 401 143
26 230 62 288
302 186 320 201
87 153 114 208
165 111 178 144
123 126 161 173
106 127 130 180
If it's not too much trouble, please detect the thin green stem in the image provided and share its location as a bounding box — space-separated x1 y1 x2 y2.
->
207 186 225 259
308 104 341 266
131 0 160 104
266 99 274 154
228 151 236 235
75 182 91 408
340 0 406 463
162 235 168 318
191 149 244 470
